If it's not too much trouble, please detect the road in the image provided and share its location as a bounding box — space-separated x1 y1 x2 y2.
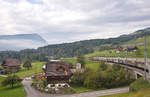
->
22 80 129 97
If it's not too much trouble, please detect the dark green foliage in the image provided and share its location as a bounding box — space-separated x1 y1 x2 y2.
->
71 68 91 86
23 60 32 70
1 75 22 88
84 72 101 89
99 45 116 51
98 61 108 71
112 64 121 71
42 80 47 87
130 77 150 92
77 54 85 68
71 64 133 89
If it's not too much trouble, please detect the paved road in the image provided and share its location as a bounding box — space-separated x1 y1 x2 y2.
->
22 80 129 97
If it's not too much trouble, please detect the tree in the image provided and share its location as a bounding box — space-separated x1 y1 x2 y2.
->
2 75 22 88
98 61 108 71
23 60 32 70
84 72 102 89
112 64 121 71
76 53 85 68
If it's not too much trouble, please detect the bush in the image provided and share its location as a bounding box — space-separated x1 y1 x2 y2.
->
70 72 86 85
71 68 91 85
1 75 22 88
71 64 133 90
130 77 150 92
98 61 108 71
84 72 102 89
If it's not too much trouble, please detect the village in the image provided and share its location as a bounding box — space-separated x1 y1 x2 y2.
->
0 0 150 97
0 45 146 96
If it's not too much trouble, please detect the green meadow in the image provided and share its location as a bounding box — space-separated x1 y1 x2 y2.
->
61 58 100 71
0 77 26 97
15 61 46 78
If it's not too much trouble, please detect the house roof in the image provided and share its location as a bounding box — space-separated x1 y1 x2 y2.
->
126 46 138 51
1 59 20 67
45 61 73 77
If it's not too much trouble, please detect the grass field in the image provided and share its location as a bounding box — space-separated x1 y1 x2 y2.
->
0 77 26 97
71 84 94 93
101 88 150 97
61 58 100 71
15 61 46 78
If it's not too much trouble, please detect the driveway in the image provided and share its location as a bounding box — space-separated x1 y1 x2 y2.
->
22 80 129 97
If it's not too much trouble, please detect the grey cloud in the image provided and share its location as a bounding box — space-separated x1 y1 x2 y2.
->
0 0 150 45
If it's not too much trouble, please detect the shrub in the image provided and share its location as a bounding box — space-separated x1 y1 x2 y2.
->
98 61 108 71
84 72 102 89
1 75 22 88
71 68 91 85
130 77 150 92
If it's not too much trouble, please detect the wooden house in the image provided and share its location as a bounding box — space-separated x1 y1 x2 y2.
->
45 61 73 84
126 46 138 52
116 47 123 53
1 59 21 73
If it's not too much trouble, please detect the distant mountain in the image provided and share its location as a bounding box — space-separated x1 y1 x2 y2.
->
0 27 150 62
0 34 48 51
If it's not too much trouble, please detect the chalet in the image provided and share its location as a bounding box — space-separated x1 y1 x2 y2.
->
1 59 21 73
116 47 123 53
126 46 138 52
45 61 73 84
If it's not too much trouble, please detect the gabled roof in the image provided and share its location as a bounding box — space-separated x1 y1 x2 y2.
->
45 61 73 77
1 59 20 67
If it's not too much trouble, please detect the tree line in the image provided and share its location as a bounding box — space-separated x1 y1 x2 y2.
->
0 28 150 62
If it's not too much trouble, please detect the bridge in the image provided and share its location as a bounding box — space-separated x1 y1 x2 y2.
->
89 57 150 82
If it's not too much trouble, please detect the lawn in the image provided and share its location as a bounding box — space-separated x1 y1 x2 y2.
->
101 88 150 97
0 77 26 97
71 84 94 93
15 61 46 78
61 58 100 71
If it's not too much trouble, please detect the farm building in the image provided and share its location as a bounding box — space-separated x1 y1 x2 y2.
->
45 60 73 84
1 59 21 73
126 46 138 52
116 46 124 53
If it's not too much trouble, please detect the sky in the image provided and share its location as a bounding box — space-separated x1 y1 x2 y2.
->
0 0 150 44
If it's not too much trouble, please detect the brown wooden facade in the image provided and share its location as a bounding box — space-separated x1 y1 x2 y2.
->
45 61 73 84
1 59 21 73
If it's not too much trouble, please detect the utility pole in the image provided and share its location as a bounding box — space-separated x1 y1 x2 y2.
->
126 46 128 63
144 35 147 80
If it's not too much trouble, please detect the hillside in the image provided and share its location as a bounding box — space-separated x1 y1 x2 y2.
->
0 27 150 62
86 36 150 58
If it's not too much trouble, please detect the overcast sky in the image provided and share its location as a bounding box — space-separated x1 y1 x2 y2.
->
0 0 150 44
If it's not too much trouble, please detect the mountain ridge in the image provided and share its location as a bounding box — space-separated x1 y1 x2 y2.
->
0 33 48 51
0 27 150 62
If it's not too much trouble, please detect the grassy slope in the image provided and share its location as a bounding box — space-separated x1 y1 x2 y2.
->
86 36 150 58
15 61 46 78
101 88 150 97
61 58 100 71
0 77 26 97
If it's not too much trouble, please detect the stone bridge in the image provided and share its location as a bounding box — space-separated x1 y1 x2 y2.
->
89 57 150 81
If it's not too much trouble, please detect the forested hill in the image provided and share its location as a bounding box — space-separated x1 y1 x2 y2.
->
0 27 150 62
